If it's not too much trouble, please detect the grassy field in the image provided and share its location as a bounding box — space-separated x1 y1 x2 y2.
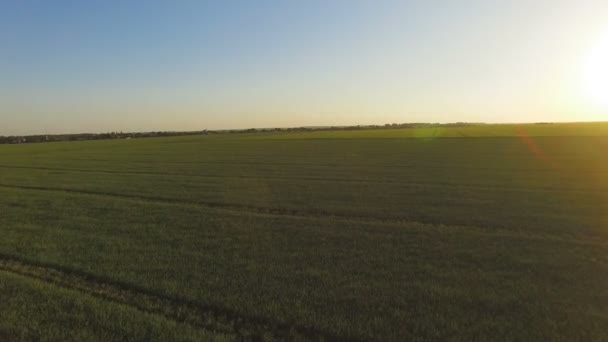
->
1 122 607 341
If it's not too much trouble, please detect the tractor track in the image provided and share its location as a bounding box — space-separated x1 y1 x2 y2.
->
0 253 360 342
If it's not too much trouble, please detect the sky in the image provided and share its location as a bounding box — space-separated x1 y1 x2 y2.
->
1 0 608 135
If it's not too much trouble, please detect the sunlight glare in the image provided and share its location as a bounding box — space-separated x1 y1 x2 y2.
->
583 30 608 109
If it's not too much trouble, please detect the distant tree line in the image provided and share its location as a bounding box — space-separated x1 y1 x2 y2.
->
0 122 484 145
0 131 212 145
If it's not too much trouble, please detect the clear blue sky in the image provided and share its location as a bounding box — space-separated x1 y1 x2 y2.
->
1 0 607 135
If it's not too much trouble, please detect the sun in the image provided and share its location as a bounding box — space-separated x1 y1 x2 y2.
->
582 31 608 109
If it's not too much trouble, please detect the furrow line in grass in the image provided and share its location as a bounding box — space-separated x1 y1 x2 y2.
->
3 183 608 247
0 163 394 184
0 182 425 225
0 182 551 231
0 164 605 195
14 157 608 174
0 253 361 342
0 182 582 231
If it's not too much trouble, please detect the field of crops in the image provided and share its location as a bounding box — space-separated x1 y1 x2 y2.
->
1 122 607 341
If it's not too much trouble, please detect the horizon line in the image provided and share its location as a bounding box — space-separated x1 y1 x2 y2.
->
2 120 608 138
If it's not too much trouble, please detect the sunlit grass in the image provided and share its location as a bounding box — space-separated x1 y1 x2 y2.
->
0 122 607 340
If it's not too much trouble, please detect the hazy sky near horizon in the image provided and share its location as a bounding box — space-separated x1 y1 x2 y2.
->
1 0 608 135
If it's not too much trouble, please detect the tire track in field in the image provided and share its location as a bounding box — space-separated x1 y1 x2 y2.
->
2 183 608 248
13 157 599 173
0 164 605 195
0 163 394 185
0 182 548 229
0 182 412 225
0 253 360 342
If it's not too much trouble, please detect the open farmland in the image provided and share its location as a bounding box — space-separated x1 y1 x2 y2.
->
1 123 607 341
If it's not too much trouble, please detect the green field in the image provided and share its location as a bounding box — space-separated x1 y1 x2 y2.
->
1 122 607 341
